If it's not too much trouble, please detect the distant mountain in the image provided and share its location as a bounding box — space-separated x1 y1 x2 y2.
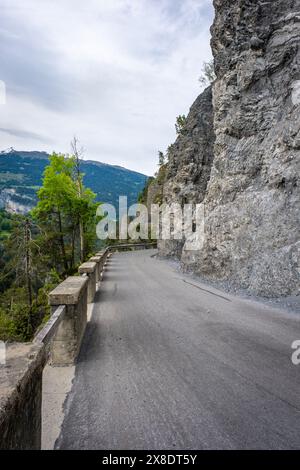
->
0 148 148 213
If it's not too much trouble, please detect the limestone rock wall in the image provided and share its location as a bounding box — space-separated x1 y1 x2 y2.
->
156 0 300 297
158 86 215 258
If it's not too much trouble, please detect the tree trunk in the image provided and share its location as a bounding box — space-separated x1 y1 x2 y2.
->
25 218 33 335
76 172 84 263
79 219 84 263
70 226 76 269
57 211 69 273
71 137 85 262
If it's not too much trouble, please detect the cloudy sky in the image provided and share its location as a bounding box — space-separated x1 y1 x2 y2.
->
0 0 214 175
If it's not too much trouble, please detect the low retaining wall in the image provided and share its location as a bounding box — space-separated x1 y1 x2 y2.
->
49 277 88 366
0 343 45 450
78 262 97 303
0 242 156 449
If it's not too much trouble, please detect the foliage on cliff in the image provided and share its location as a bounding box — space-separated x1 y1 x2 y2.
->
138 177 155 204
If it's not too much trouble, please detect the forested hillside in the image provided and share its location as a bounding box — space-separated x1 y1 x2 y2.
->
0 153 102 342
0 148 148 213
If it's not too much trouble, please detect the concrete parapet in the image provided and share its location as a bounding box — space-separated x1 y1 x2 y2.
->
49 276 88 365
89 256 102 282
78 262 97 303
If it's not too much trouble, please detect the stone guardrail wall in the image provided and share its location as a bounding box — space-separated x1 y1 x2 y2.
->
0 242 157 449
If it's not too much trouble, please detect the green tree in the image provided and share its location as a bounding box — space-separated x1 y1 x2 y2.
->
138 177 155 204
199 60 216 86
32 153 77 273
158 151 165 167
0 153 99 342
0 215 42 338
175 115 187 135
32 152 98 275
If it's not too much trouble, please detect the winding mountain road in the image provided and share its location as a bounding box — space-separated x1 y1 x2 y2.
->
56 250 300 450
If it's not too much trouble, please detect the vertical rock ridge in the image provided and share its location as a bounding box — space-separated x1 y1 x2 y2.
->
157 86 215 259
155 0 300 297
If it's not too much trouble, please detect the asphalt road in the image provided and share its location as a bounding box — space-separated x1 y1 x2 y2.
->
56 250 300 450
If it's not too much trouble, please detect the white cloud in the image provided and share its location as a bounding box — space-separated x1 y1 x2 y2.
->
0 0 214 174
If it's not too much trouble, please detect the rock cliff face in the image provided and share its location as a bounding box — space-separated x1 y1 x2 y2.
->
158 86 215 259
155 0 300 297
